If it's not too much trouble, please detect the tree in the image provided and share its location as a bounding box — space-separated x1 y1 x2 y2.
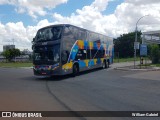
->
2 50 10 61
114 31 142 58
2 48 21 62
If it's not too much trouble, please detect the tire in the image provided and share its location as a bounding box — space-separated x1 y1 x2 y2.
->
107 61 109 68
102 61 107 69
72 64 79 77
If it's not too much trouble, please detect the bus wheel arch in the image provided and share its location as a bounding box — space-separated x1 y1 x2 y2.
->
72 62 79 77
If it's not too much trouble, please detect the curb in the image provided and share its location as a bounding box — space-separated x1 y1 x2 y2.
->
0 67 33 69
20 67 33 69
114 67 160 71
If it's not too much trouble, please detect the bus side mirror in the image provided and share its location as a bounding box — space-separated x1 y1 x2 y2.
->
32 38 35 43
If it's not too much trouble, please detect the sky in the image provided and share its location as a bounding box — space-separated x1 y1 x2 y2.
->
0 0 160 51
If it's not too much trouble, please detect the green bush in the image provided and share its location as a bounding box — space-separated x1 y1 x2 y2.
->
150 44 160 64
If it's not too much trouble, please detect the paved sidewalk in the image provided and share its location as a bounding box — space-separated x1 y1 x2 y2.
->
110 61 140 69
111 61 160 71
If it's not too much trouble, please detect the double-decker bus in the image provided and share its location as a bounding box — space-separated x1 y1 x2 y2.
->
32 24 114 76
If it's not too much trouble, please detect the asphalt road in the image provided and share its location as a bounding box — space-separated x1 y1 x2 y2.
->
0 67 160 120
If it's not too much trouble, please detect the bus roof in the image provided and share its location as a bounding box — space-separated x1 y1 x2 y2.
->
39 24 113 41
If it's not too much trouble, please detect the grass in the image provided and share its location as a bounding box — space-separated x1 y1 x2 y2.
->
114 57 140 63
0 62 33 68
141 63 160 67
114 57 150 63
153 64 160 67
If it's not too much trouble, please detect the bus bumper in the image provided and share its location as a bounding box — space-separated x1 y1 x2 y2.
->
33 65 61 76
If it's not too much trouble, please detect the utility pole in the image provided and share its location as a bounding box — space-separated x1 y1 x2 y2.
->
134 15 149 68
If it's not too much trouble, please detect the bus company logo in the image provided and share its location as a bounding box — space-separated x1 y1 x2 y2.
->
2 112 11 117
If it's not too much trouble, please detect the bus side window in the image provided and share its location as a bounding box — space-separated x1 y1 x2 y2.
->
78 30 86 40
69 26 78 40
63 27 71 36
63 27 75 50
61 50 69 64
75 49 87 60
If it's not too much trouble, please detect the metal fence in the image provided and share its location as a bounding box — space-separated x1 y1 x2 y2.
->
0 55 31 62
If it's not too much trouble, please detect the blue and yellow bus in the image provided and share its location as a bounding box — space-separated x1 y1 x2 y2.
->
32 24 114 76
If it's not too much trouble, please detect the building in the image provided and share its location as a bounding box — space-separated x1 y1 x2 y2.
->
21 49 32 55
3 45 15 52
142 30 160 44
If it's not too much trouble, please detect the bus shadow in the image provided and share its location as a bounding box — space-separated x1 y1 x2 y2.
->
41 68 103 81
33 74 72 81
78 67 103 76
35 67 105 81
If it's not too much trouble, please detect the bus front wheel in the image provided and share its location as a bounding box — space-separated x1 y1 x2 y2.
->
107 60 109 68
72 64 79 77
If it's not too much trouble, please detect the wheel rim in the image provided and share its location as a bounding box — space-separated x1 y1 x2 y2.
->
102 61 106 68
102 62 105 68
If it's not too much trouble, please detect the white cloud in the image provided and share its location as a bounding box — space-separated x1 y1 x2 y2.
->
52 0 111 35
0 20 53 51
115 0 160 32
91 0 110 11
0 0 68 18
53 0 160 37
0 22 31 51
126 0 160 5
0 0 8 5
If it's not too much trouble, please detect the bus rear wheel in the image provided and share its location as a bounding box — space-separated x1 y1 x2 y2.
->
107 60 109 68
72 64 79 77
102 61 107 69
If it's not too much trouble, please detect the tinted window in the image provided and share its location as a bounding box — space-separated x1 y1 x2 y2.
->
78 30 86 40
91 49 104 59
69 26 86 40
63 26 75 51
75 49 87 60
88 32 99 41
33 45 60 65
68 26 78 39
36 26 62 42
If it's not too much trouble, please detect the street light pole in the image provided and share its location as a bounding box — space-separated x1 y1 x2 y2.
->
134 15 149 68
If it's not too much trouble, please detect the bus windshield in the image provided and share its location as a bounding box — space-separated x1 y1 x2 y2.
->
33 45 60 65
35 26 62 42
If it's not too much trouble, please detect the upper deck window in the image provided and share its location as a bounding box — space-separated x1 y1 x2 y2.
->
35 26 63 42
